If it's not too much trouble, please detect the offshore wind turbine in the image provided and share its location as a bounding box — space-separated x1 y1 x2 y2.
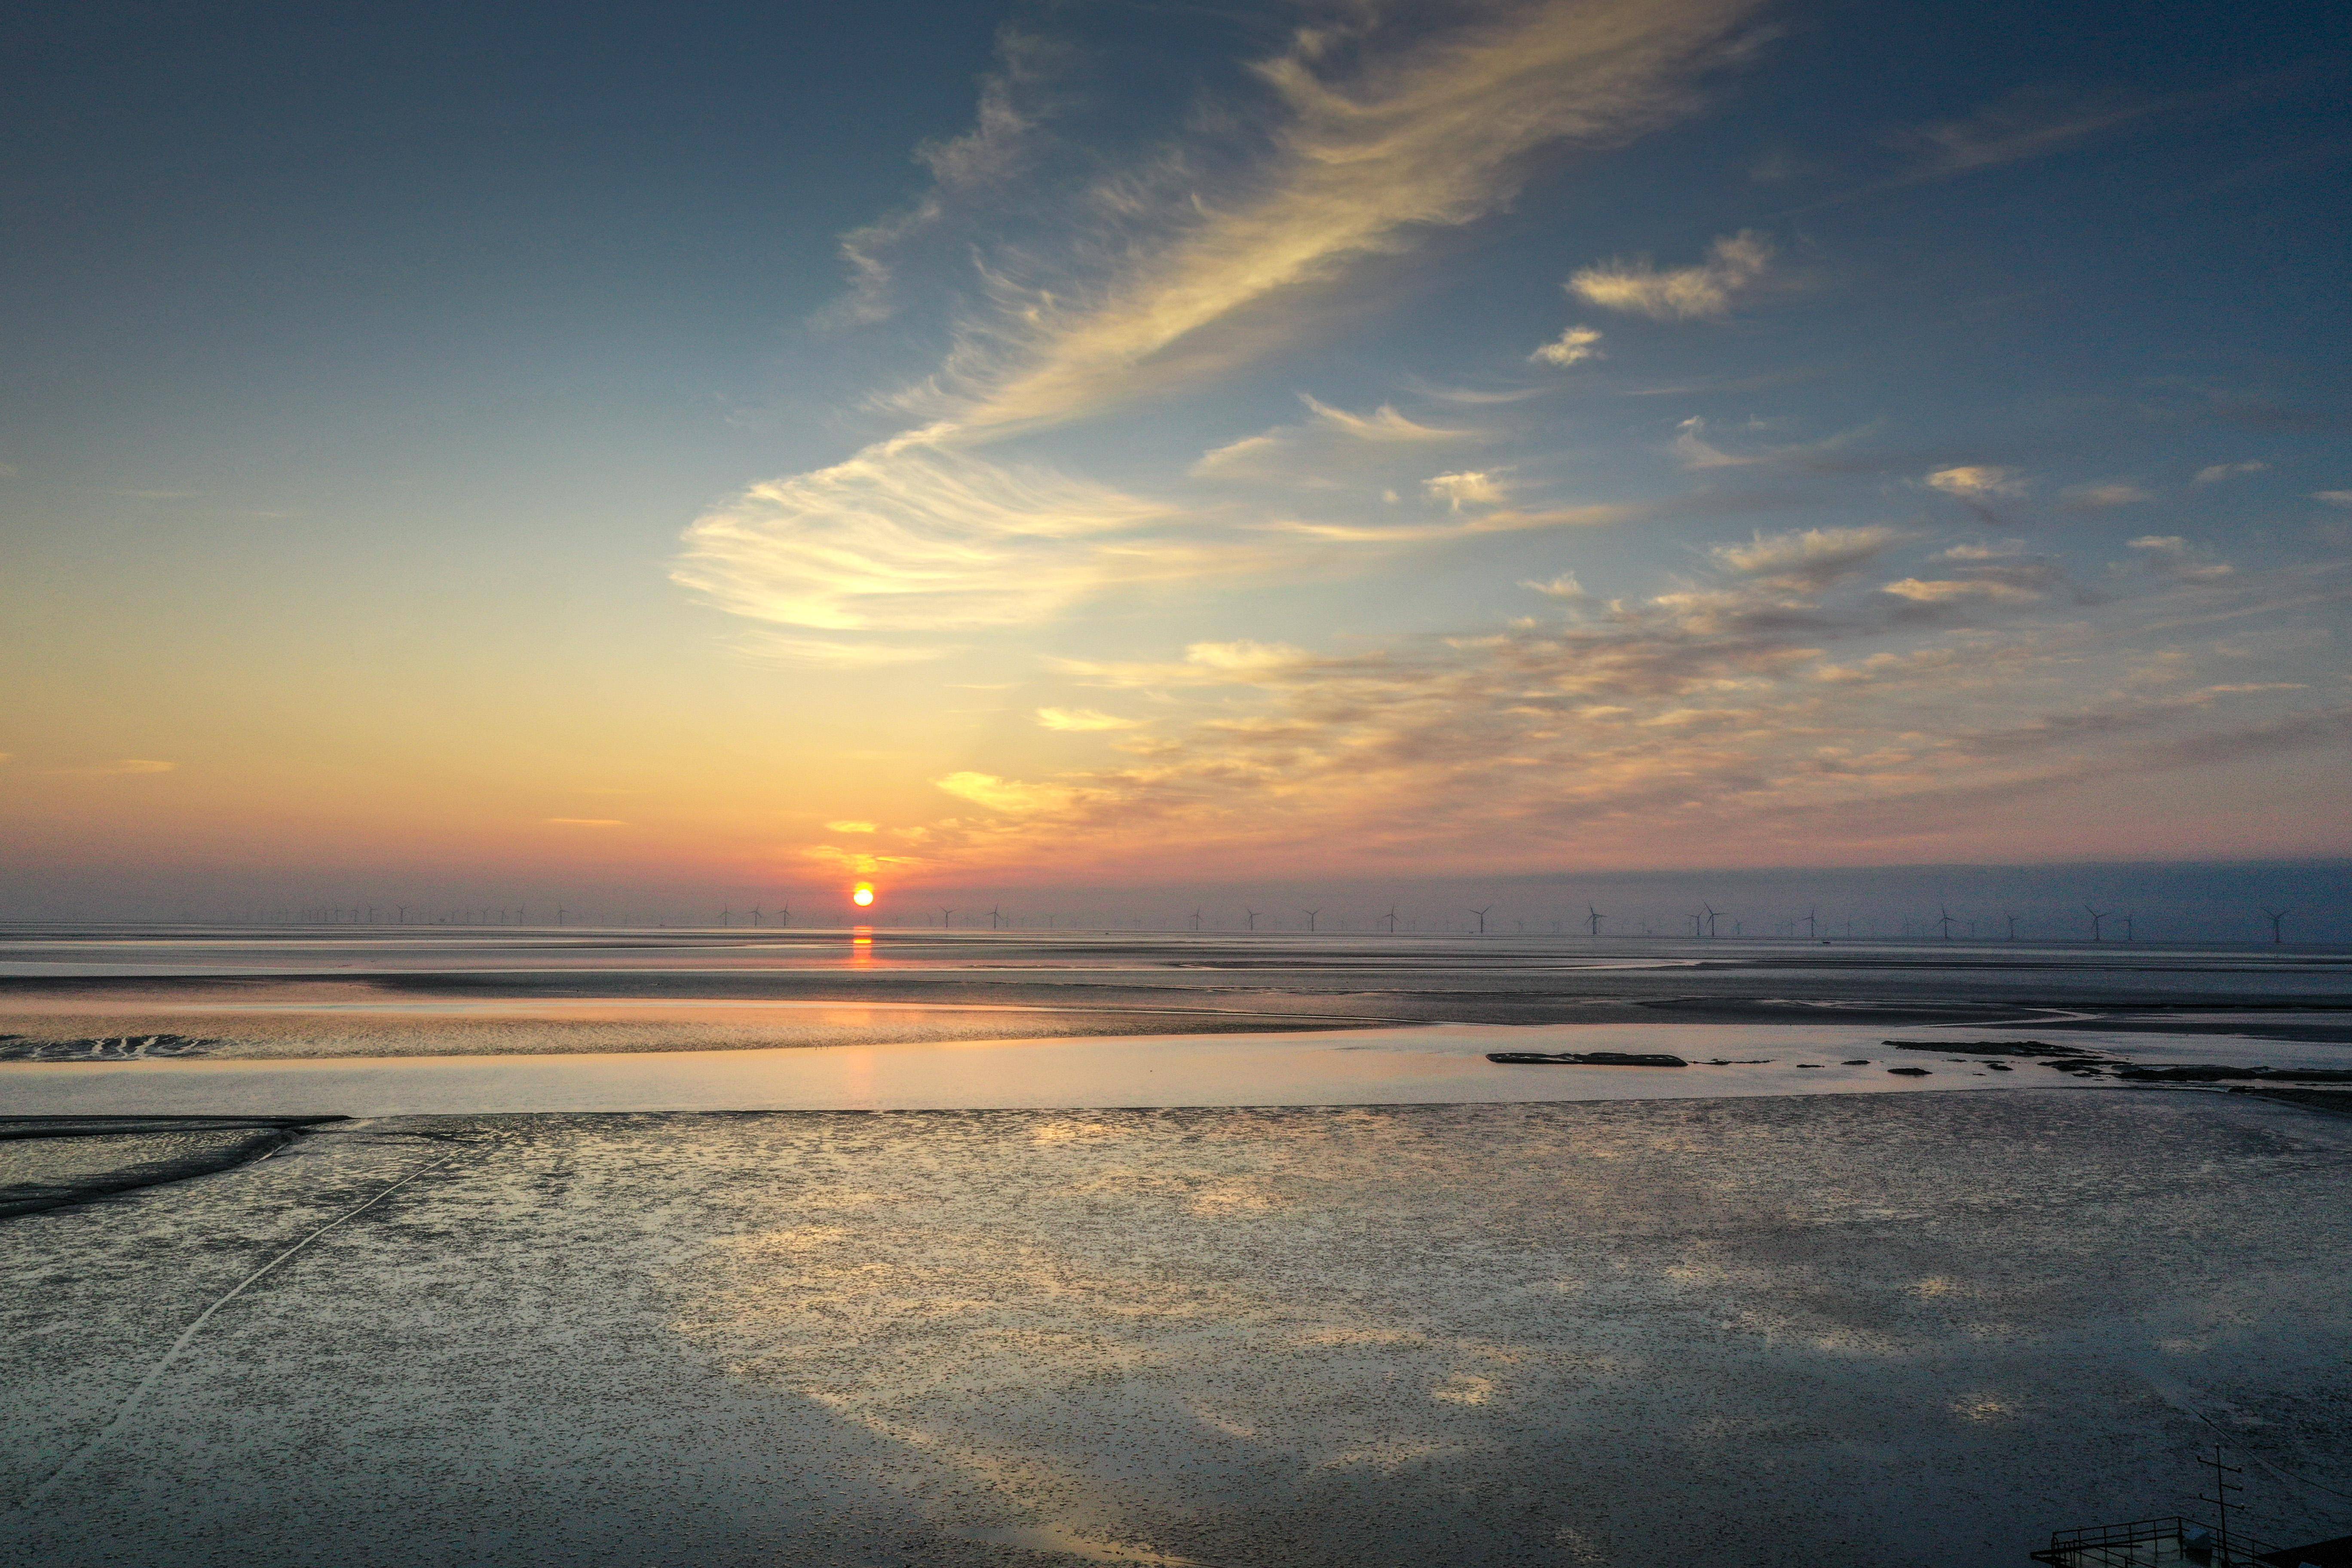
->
1702 903 1722 939
1587 904 1604 936
1382 904 1400 934
1245 908 1259 932
989 905 1004 930
2263 906 2291 945
1469 906 1491 935
1936 905 1957 940
1301 908 1320 933
2084 906 2111 941
940 907 955 929
1190 908 1203 931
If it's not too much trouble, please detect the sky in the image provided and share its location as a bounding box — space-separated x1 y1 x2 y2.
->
3 0 2349 924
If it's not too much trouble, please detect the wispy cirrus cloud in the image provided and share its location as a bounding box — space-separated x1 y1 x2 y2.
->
679 0 1773 645
1192 395 1475 481
1893 85 2157 179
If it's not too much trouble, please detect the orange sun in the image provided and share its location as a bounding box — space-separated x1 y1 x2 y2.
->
851 883 876 906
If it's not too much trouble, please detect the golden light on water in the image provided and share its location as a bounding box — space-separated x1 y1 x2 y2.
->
851 883 876 907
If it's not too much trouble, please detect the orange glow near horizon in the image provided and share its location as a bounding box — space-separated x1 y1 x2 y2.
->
851 883 876 906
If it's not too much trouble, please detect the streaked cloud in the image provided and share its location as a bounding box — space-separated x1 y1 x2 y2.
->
1192 395 1473 481
2315 491 2352 507
677 441 1248 641
1569 231 1774 321
825 820 879 833
2193 461 2266 485
544 817 628 827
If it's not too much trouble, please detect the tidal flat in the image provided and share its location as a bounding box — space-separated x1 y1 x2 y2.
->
4 930 2350 1565
4 1095 2352 1567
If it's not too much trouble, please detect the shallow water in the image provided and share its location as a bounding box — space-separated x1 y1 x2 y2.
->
2 1019 2346 1117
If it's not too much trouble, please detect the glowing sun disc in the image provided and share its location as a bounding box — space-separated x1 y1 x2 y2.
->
851 884 876 906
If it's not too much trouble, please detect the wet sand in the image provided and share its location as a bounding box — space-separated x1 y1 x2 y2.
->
4 1093 2349 1567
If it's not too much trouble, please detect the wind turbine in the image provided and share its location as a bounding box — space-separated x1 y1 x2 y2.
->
1689 913 1704 938
1587 905 1604 936
989 905 1004 930
2003 913 2018 941
940 907 956 929
1936 905 1957 940
2263 906 2291 945
750 905 763 928
1190 908 1203 931
1469 906 1491 935
2084 906 2111 942
1382 905 1400 934
1702 903 1722 939
778 903 790 929
1302 908 1320 932
1802 907 1818 940
1245 908 1259 932
2120 914 2135 942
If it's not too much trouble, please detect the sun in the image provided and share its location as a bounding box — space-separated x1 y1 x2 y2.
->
851 883 876 907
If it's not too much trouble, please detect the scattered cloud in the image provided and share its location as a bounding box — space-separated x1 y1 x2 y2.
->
934 771 1080 815
1038 707 1143 731
2193 461 2266 485
544 817 627 827
2127 535 2233 581
1423 471 1507 511
825 820 880 833
2062 481 2152 508
1938 539 2027 560
1521 572 1589 600
1712 526 1902 588
879 550 2334 879
1569 231 1775 321
1530 325 1604 367
1925 466 2027 499
1880 576 2042 605
2314 491 2352 507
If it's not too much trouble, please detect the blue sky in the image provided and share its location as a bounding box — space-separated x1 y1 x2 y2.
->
2 0 2347 913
